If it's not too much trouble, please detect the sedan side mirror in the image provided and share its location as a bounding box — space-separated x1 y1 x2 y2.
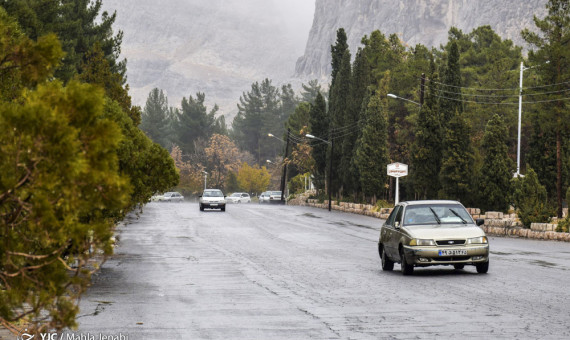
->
476 218 485 226
394 221 400 229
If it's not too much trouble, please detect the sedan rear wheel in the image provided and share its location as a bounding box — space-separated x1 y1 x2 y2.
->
476 260 489 274
380 245 394 271
400 248 414 275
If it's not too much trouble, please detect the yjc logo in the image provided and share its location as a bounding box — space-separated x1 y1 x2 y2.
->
16 329 35 340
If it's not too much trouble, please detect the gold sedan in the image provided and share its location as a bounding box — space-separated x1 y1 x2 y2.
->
378 200 489 275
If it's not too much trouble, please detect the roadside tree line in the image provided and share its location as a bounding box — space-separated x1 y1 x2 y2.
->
0 1 177 333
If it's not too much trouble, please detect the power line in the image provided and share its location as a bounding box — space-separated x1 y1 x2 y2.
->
423 77 570 91
430 92 570 105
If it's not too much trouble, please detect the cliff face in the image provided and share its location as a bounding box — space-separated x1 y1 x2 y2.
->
295 0 547 80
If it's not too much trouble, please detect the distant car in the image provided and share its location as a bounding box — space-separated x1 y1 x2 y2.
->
150 193 164 202
199 189 226 211
378 200 489 275
258 191 270 204
268 191 283 204
162 191 184 202
226 192 251 204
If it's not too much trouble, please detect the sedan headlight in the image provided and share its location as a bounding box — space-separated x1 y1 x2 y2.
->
466 236 488 244
409 239 436 246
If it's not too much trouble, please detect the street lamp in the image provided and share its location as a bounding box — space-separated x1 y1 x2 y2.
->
267 130 290 204
305 132 333 212
515 60 549 178
387 93 421 106
202 171 207 190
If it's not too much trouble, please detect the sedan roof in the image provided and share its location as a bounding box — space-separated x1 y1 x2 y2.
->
400 200 462 206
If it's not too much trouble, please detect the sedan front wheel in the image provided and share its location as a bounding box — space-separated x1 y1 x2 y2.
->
400 248 414 275
476 260 489 274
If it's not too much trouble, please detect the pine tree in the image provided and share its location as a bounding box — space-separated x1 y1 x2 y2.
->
308 92 328 193
231 79 283 165
355 73 390 203
479 114 515 212
140 88 171 148
300 79 322 104
174 92 217 155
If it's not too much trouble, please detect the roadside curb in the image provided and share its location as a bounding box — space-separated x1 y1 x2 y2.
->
292 200 570 243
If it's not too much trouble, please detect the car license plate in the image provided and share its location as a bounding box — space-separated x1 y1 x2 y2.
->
438 249 467 256
210 204 218 207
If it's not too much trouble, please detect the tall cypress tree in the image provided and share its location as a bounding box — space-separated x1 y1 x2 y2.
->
328 37 351 195
479 114 515 212
439 110 474 204
309 92 328 193
440 40 463 123
341 47 370 197
174 92 217 155
355 73 390 203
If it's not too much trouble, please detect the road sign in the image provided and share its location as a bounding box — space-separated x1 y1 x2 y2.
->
387 162 408 178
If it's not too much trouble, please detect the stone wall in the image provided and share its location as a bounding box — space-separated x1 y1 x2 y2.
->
291 198 570 242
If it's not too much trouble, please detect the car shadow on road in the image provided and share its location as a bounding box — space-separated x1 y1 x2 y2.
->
380 267 483 277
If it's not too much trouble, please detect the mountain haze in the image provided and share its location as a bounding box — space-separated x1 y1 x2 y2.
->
101 0 315 118
296 0 547 80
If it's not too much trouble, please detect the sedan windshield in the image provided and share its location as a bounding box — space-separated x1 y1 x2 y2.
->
230 193 240 197
403 204 473 226
203 190 223 197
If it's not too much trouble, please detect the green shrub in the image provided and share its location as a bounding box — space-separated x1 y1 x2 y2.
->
556 218 569 233
288 172 310 195
512 168 554 227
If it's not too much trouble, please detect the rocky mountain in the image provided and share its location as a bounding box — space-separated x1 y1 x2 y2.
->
101 0 314 118
295 0 547 80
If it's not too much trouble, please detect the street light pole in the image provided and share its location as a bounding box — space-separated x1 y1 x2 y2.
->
203 171 207 190
516 62 523 177
328 129 334 212
280 129 290 204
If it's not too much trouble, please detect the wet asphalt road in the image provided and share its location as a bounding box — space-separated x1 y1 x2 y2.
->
76 202 570 339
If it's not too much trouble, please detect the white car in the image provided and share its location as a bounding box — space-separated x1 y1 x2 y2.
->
199 189 226 211
258 191 270 204
226 192 251 204
162 192 184 202
268 191 283 204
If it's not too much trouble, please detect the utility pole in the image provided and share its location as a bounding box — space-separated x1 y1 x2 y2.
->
516 61 523 177
279 128 290 204
328 128 334 212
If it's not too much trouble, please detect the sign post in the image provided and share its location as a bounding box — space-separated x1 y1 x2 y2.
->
387 162 408 205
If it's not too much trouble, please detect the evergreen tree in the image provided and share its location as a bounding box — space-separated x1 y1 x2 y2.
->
140 88 171 148
174 92 217 155
439 110 474 204
522 0 570 217
341 47 370 197
308 92 328 193
2 0 126 82
231 79 283 165
355 73 390 203
329 47 351 195
479 114 515 212
512 168 554 227
411 57 443 199
411 106 443 199
330 28 348 85
440 40 463 123
300 79 322 104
